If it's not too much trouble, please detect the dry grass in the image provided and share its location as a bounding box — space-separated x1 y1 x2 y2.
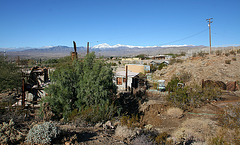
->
166 107 183 118
171 118 217 143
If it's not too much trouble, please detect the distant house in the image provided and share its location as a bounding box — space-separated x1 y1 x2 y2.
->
122 58 141 61
125 64 150 74
114 71 139 91
153 55 172 60
149 60 169 66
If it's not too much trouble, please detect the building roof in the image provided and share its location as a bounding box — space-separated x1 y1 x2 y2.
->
115 71 139 77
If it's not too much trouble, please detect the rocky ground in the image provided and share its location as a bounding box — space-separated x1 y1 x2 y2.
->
154 53 240 87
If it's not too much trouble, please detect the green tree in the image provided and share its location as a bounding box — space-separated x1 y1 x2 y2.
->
42 53 118 122
0 56 21 92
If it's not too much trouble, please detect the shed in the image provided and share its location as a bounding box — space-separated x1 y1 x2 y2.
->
114 71 139 91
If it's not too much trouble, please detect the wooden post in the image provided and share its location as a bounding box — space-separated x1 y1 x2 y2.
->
22 78 25 108
125 65 128 91
72 41 78 60
234 81 236 91
87 42 90 54
202 79 205 89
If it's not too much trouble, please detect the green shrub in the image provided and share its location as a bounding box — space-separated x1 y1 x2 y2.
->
25 122 60 144
41 52 118 123
166 76 181 92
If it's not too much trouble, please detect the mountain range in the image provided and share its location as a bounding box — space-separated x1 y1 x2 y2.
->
0 43 211 59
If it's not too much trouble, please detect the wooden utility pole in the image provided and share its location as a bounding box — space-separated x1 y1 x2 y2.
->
206 18 213 54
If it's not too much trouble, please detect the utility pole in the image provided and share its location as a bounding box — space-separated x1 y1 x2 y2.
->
206 18 213 54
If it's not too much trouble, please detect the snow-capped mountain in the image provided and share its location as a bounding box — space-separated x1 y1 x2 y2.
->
92 43 193 50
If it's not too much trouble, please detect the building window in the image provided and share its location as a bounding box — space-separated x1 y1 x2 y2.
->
123 78 126 82
117 77 122 85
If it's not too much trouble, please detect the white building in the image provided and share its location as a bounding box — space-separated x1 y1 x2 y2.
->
114 71 139 91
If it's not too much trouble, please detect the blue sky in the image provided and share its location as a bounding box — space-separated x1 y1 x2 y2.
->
0 0 240 48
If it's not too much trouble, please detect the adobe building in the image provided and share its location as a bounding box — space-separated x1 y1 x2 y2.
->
125 64 150 74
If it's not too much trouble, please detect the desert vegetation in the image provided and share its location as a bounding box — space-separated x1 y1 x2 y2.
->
0 48 240 144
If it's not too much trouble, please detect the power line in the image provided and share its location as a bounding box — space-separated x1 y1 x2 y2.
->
158 28 208 46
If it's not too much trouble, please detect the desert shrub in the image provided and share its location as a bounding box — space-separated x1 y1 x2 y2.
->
208 127 240 145
153 82 158 90
232 57 237 61
166 76 181 92
150 64 157 72
197 51 207 57
180 51 186 56
155 132 169 144
0 56 22 93
167 83 221 110
208 135 227 145
192 53 197 57
120 114 140 128
219 104 240 129
169 58 183 65
229 50 236 55
132 134 154 145
157 63 167 70
25 122 60 144
225 52 230 57
178 71 192 83
225 60 231 64
41 52 118 123
215 50 222 56
237 49 240 54
0 119 23 144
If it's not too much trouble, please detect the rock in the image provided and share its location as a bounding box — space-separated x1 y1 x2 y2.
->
103 121 114 129
144 124 153 130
